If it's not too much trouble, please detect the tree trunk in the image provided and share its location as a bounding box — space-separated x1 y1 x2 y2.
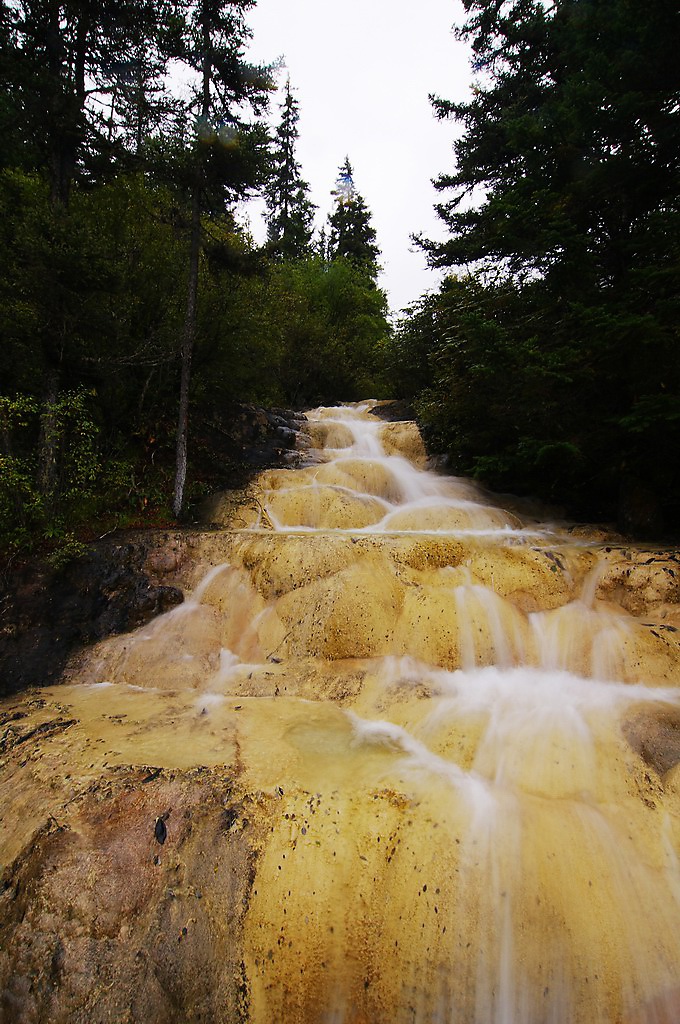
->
47 2 88 208
172 189 201 518
172 0 212 518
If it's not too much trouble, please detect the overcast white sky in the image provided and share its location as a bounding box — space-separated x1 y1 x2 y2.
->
242 0 472 316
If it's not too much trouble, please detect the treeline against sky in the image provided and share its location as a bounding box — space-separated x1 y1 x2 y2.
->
389 0 680 536
0 0 389 552
3 0 679 554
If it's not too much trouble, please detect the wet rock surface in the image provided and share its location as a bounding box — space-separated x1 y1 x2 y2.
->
367 399 415 422
2 401 680 1023
0 765 263 1024
0 404 307 699
0 542 184 698
622 706 680 778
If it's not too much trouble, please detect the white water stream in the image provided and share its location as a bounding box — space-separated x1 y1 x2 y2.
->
4 400 680 1023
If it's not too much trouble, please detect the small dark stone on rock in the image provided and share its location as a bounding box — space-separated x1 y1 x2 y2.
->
154 817 167 845
221 807 239 832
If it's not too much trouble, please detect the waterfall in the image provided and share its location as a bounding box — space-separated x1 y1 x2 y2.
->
2 399 680 1023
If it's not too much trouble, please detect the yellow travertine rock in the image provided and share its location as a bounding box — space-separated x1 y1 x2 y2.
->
2 399 680 1024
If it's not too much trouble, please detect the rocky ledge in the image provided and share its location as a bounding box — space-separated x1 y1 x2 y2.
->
0 404 306 698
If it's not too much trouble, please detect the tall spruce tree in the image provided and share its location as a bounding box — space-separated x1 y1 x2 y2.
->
265 77 315 258
416 0 680 530
327 157 380 282
425 0 680 287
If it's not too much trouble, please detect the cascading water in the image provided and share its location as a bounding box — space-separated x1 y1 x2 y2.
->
1 400 680 1023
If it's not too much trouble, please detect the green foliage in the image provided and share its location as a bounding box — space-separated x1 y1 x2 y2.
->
0 394 42 549
0 169 185 420
400 0 680 532
197 255 390 408
0 165 389 551
46 535 89 571
0 388 100 550
3 0 174 202
0 167 188 552
42 388 100 497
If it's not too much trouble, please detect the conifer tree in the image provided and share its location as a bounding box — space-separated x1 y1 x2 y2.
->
265 77 315 258
1 0 170 203
411 0 680 530
424 0 680 293
327 157 380 283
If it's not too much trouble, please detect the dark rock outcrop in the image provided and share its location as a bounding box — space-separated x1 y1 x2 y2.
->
0 540 183 697
368 400 415 423
0 404 307 698
190 404 306 491
618 475 666 541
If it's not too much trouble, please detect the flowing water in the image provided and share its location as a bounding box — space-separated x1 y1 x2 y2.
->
2 401 680 1023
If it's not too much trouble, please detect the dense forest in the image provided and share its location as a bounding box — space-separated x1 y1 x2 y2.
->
0 0 389 556
391 0 680 537
1 0 679 559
